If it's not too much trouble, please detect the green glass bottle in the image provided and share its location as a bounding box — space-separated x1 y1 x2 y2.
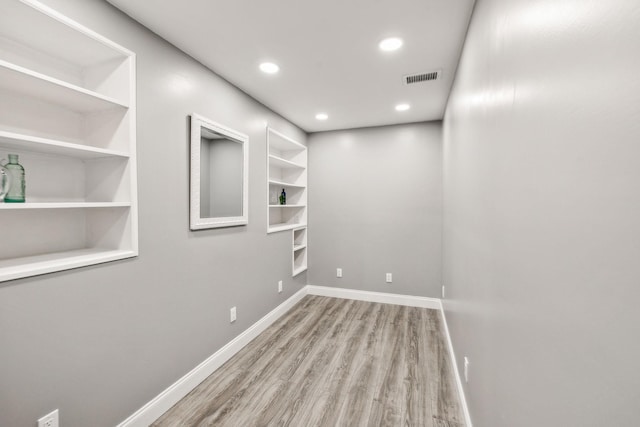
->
0 162 10 202
4 154 25 203
279 188 286 205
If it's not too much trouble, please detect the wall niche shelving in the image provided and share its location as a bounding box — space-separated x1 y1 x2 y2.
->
266 127 307 276
0 0 138 282
266 127 306 233
292 226 307 276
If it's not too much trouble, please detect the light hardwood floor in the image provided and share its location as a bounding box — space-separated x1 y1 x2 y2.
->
152 296 465 427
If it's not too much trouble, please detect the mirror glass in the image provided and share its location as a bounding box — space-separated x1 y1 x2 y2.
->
190 114 248 230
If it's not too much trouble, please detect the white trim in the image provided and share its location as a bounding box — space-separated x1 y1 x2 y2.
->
117 287 308 427
189 113 249 231
439 302 473 427
306 285 441 309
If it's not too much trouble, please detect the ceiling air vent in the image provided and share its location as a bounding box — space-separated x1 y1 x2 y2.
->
403 70 441 85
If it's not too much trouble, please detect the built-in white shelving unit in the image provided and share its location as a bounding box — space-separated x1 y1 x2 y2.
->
266 127 307 276
267 127 307 233
0 0 138 282
292 226 308 276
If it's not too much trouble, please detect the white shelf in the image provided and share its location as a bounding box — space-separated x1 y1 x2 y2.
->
0 202 130 210
268 204 306 208
0 248 136 283
268 223 306 233
292 226 308 276
0 59 128 113
292 265 308 277
268 128 306 152
268 154 305 169
268 179 305 188
0 0 129 67
0 131 129 159
0 0 137 283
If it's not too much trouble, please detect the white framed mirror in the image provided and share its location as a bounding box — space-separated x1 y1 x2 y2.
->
190 114 249 230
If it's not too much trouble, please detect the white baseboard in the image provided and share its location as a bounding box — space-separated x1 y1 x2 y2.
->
440 304 473 427
306 285 441 309
118 285 471 427
117 287 308 427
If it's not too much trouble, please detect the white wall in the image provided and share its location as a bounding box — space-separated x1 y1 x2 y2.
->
308 123 442 297
443 0 640 425
0 1 307 426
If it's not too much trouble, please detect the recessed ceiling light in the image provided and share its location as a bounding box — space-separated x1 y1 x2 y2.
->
395 103 411 111
315 113 328 120
259 62 279 74
379 37 403 52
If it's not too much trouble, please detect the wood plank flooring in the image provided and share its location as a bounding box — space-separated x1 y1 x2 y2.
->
152 296 465 427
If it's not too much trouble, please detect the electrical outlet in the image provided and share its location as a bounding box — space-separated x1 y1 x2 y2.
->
230 306 237 323
386 273 392 283
38 409 59 427
442 285 445 299
464 357 470 383
336 268 342 278
278 280 283 293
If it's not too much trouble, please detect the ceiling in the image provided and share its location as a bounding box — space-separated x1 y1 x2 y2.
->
106 0 475 133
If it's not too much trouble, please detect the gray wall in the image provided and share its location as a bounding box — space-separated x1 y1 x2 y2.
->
443 0 640 425
0 1 307 426
308 123 442 297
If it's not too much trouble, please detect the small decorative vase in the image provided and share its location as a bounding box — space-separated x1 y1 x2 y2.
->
2 154 25 203
0 161 11 202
